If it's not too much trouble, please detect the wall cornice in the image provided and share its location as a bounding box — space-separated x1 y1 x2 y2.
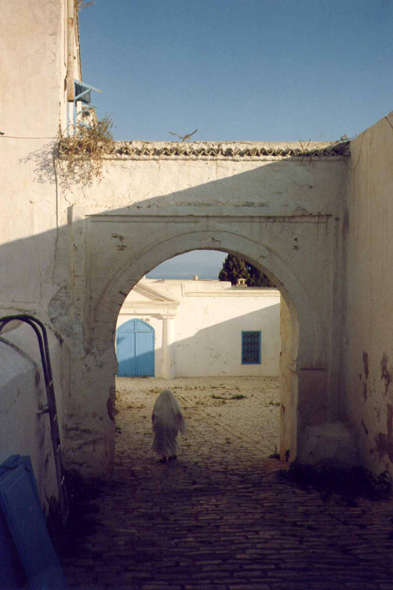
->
109 140 350 160
59 139 350 160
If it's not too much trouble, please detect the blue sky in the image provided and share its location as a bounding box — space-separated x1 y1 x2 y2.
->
78 0 393 277
79 0 393 143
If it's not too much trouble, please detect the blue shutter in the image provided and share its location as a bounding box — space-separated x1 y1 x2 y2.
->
117 319 155 377
136 332 154 376
117 320 137 376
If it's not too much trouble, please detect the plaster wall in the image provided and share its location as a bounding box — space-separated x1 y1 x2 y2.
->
58 148 346 216
0 323 68 509
118 279 281 377
0 0 79 495
4 0 377 482
0 0 81 313
280 295 297 461
345 111 393 477
60 153 347 354
55 149 348 475
0 0 351 479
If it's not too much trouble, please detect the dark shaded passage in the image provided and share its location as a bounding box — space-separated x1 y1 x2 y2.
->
61 378 393 590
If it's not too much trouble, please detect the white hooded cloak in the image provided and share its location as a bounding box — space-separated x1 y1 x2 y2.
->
151 389 187 457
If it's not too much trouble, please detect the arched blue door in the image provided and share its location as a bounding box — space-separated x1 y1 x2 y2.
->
116 319 155 377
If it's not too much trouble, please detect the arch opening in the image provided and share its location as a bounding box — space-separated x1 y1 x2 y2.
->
115 250 283 381
105 237 303 465
70 226 328 479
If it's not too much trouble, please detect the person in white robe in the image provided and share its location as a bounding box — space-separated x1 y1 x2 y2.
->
151 389 187 463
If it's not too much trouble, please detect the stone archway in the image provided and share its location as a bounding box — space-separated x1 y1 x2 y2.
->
63 226 328 478
93 229 317 359
57 143 348 479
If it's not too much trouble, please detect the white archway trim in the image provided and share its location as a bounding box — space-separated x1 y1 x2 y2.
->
92 229 323 368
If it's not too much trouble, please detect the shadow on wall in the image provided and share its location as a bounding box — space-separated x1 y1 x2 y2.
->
116 334 154 377
0 152 339 349
78 157 339 374
117 303 281 378
173 303 281 377
0 322 67 510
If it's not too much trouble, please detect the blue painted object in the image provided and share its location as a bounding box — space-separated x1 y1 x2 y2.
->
67 80 101 135
117 319 155 377
0 455 68 590
0 498 26 589
241 331 261 365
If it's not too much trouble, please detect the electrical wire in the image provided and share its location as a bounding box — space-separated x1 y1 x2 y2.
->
345 114 393 171
385 115 393 131
344 129 367 171
0 135 56 140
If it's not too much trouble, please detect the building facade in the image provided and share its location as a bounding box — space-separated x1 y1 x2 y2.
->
116 279 281 379
1 0 393 502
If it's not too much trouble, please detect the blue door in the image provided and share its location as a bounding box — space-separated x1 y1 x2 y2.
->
116 319 155 377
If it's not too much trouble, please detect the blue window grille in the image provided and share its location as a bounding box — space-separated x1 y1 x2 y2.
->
241 331 261 365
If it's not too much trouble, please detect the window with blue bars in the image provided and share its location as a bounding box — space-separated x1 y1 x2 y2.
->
241 331 261 365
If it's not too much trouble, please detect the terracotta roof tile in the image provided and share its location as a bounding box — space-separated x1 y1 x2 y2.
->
110 140 350 159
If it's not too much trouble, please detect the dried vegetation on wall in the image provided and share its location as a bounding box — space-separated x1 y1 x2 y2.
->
58 115 114 183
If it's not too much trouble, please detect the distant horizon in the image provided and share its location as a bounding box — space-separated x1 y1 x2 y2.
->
146 274 222 280
146 250 227 280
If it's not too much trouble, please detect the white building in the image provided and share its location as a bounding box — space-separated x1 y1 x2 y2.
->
2 0 393 491
116 279 281 379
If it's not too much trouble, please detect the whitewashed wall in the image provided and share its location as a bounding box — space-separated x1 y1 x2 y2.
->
345 110 393 478
1 0 365 477
117 279 281 377
0 0 78 498
0 323 69 510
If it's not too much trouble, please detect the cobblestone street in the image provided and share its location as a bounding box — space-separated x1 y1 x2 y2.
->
62 377 393 590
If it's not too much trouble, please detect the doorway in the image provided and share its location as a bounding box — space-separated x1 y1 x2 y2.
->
116 319 155 377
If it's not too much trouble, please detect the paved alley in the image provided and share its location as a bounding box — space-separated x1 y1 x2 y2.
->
62 377 393 590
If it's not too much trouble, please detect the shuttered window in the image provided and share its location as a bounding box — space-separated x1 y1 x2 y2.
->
241 331 261 365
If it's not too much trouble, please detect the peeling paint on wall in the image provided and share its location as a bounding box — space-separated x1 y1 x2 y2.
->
107 386 116 421
111 234 125 242
380 353 391 394
363 351 369 379
48 286 73 333
374 403 393 462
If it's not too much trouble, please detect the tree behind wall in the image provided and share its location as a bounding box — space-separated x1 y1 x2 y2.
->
218 254 276 287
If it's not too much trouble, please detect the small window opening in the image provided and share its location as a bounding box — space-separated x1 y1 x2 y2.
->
67 80 101 135
241 331 261 365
